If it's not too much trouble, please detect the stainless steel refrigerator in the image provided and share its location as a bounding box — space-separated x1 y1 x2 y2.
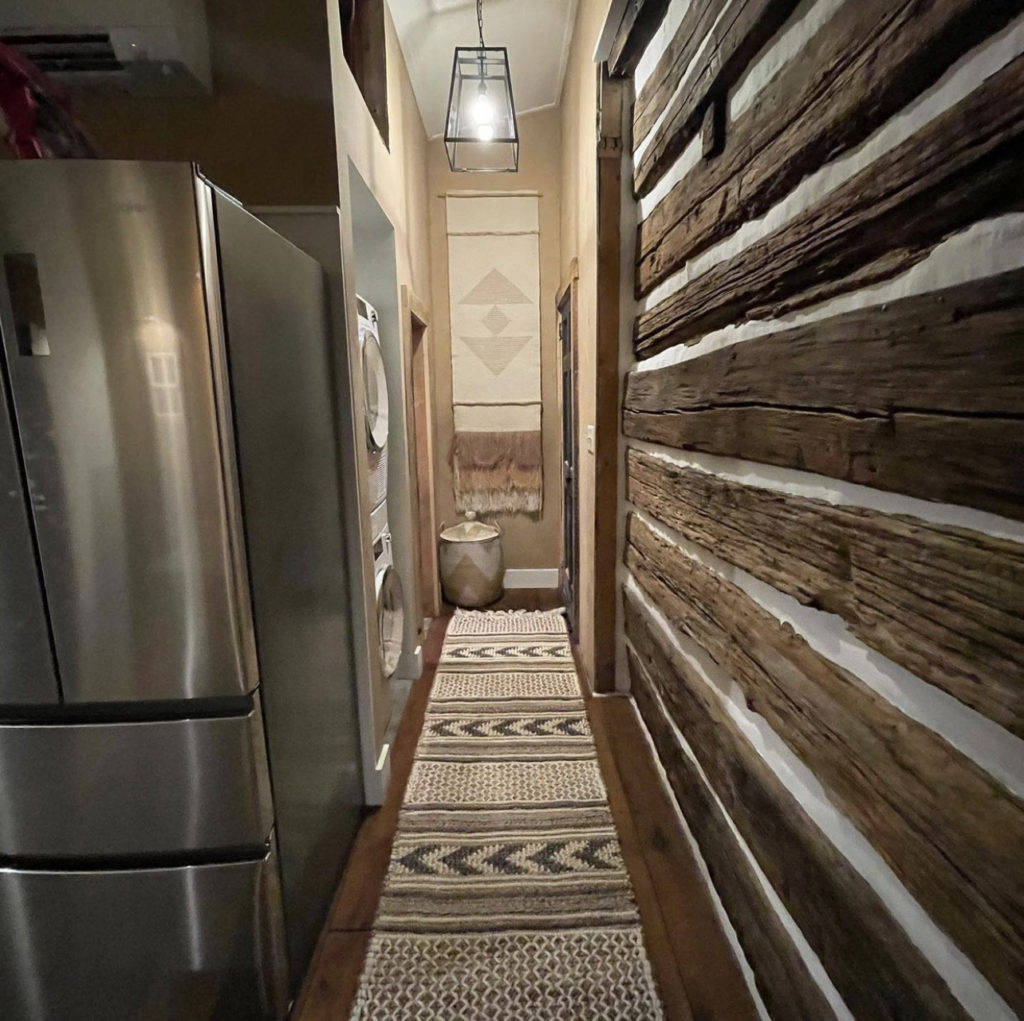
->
0 161 364 1020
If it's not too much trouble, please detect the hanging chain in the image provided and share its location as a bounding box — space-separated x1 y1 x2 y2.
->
476 0 486 48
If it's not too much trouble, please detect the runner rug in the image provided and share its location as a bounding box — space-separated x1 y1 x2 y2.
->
351 609 664 1019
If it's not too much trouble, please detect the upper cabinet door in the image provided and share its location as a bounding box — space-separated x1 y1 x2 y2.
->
0 162 252 704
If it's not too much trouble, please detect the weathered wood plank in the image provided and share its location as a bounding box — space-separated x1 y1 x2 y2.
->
632 0 728 144
623 269 1024 519
628 270 1024 416
626 449 1024 735
633 0 800 197
624 406 1024 521
635 0 1024 296
625 645 838 1021
608 0 673 78
625 514 1024 1014
634 56 1024 356
624 591 969 1019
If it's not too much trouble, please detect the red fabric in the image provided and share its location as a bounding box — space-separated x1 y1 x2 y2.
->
0 42 93 158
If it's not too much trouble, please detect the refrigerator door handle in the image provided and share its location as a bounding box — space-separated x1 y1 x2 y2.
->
2 253 50 356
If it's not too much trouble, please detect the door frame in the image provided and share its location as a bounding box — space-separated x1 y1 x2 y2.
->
400 285 441 621
557 262 580 637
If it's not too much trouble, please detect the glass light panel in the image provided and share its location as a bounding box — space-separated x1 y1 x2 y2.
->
444 46 519 172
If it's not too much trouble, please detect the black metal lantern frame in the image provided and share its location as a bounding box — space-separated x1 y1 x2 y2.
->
444 44 519 172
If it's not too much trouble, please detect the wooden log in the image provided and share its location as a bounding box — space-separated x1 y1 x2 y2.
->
622 448 1024 733
635 0 1024 296
608 0 673 78
625 513 1024 1014
626 448 1024 735
632 0 728 144
624 406 1024 521
624 645 838 1021
624 591 969 1019
634 56 1024 356
623 269 1024 519
633 0 801 197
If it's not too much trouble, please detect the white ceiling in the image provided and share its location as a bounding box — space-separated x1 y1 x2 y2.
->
389 0 578 138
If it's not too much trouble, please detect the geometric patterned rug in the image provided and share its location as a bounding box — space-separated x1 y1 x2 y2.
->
350 609 665 1019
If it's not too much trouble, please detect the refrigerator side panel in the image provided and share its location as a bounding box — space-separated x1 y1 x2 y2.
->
0 162 250 703
213 193 364 987
0 362 57 704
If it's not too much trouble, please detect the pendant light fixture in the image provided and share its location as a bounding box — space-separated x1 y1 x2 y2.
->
443 0 519 172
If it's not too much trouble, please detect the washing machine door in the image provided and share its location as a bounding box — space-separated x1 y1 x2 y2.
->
375 565 404 680
360 325 389 452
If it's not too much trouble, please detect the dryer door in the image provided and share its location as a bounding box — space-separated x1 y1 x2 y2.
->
375 565 404 680
360 326 389 452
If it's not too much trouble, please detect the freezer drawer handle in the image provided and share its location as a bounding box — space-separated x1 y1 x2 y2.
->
3 253 50 356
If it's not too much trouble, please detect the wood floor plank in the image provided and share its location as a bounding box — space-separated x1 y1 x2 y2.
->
291 931 370 1021
584 686 696 1021
592 694 760 1021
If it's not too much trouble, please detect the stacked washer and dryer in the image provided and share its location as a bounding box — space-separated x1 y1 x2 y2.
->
357 296 405 685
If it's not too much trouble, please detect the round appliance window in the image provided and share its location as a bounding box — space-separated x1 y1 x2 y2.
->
361 328 389 452
377 566 404 679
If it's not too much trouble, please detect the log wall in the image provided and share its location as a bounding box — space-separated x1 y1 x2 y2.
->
615 2 1024 1017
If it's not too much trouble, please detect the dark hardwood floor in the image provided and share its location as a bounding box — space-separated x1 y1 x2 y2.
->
292 590 753 1021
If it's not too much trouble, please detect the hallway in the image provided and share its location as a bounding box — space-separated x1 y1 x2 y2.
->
0 0 1021 1017
294 595 748 1020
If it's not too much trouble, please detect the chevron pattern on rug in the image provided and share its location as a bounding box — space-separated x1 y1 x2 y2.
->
351 609 664 1020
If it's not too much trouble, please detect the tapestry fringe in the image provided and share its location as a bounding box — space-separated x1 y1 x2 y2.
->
452 430 543 514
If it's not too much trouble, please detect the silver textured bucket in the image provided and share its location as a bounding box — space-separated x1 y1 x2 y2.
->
438 514 503 608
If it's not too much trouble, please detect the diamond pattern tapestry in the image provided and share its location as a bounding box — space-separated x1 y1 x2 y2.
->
447 194 542 514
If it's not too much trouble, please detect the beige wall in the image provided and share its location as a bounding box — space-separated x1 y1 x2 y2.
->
426 108 563 571
326 1 434 779
44 0 339 207
329 4 432 306
560 0 611 683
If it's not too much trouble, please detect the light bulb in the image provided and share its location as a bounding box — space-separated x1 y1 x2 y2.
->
472 87 493 126
476 123 495 142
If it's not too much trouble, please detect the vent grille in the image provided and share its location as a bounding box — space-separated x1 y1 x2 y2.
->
3 33 123 74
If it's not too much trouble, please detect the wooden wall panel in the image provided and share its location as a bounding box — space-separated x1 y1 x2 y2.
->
626 449 1024 735
625 645 838 1021
625 513 1024 1014
632 0 800 197
635 0 1024 296
623 270 1024 519
632 0 728 144
608 0 674 77
634 56 1024 356
624 592 969 1019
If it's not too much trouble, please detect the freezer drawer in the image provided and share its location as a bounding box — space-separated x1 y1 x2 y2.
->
0 850 289 1021
0 708 273 858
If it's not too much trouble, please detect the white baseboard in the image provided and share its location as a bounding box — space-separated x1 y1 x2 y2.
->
504 568 560 589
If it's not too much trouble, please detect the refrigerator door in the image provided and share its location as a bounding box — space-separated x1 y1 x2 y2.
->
0 161 255 704
210 190 364 987
0 850 289 1021
0 370 58 704
0 703 273 859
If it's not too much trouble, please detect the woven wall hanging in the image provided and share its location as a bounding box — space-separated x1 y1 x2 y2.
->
446 193 542 514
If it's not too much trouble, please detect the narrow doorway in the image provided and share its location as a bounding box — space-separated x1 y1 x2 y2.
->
558 286 579 636
404 290 441 623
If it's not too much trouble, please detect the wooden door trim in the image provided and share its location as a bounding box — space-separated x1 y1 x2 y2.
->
593 68 626 692
400 284 441 620
556 270 580 635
